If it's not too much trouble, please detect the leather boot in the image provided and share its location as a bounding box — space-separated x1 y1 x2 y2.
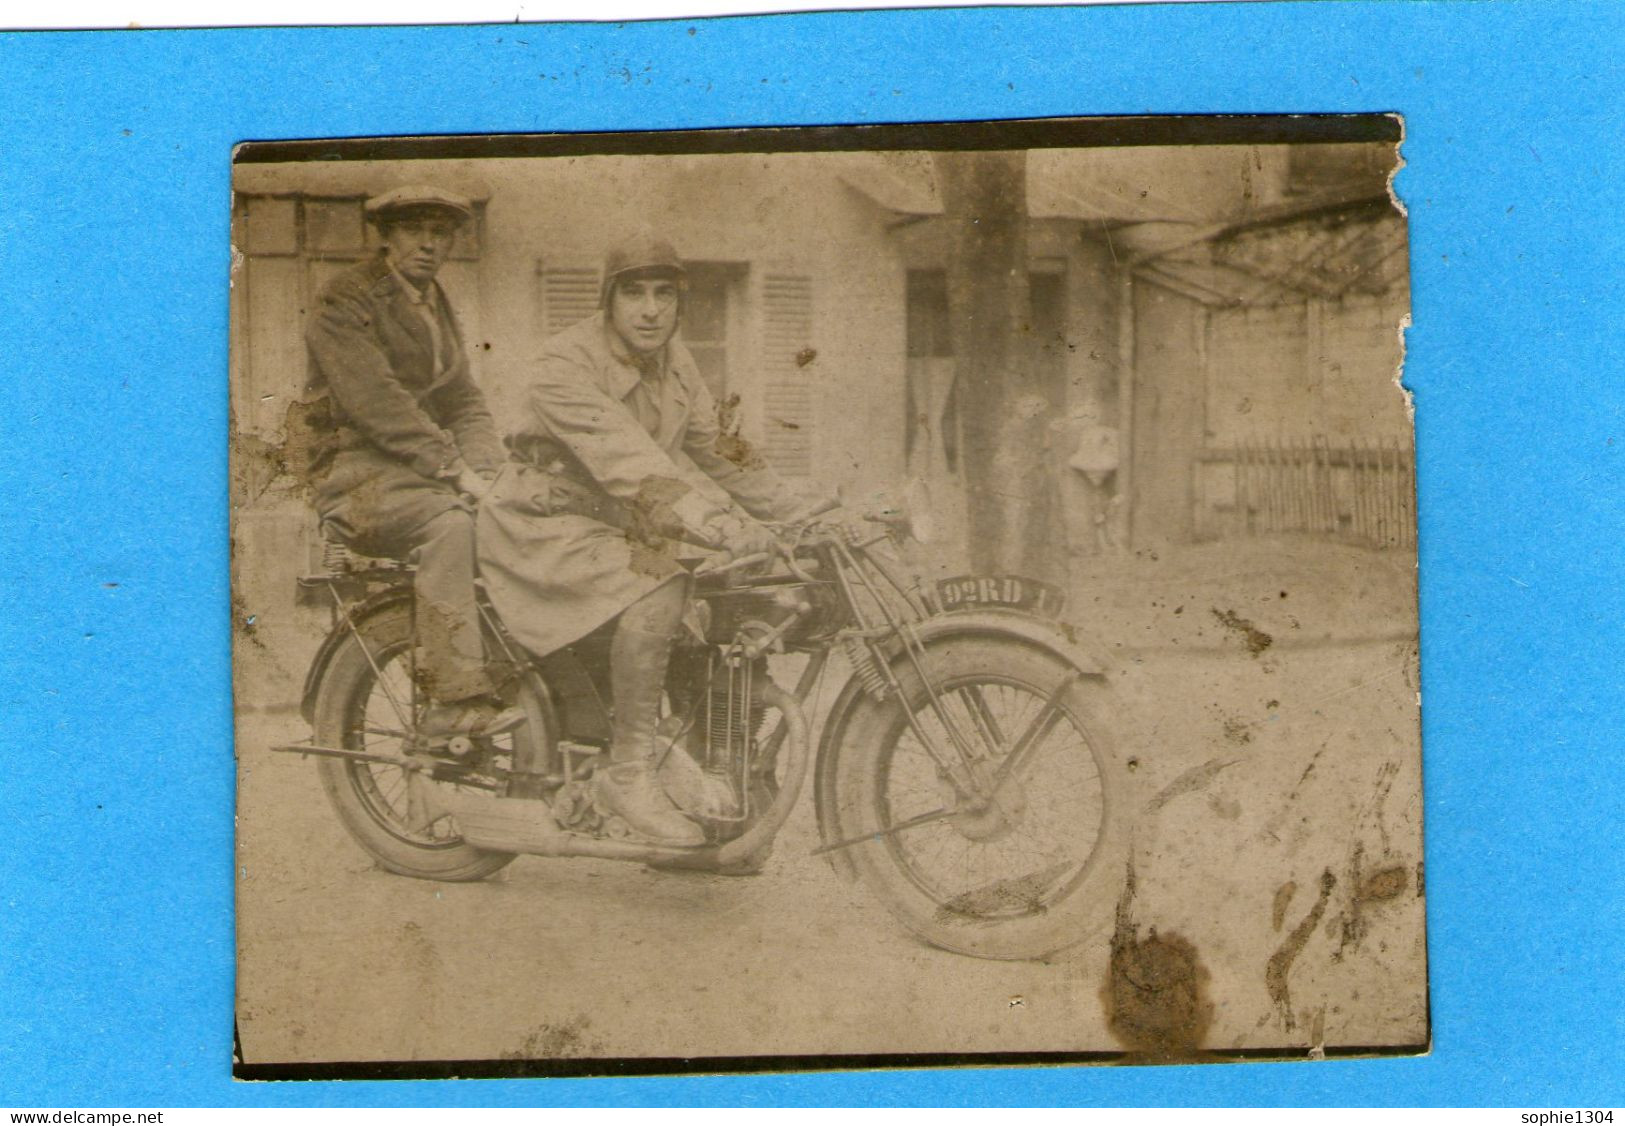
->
597 582 703 846
419 696 525 745
653 722 736 820
594 761 704 846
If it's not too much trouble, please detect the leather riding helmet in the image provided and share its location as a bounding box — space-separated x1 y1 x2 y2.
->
600 230 687 307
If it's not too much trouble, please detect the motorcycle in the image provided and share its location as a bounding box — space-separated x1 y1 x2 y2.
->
274 497 1129 961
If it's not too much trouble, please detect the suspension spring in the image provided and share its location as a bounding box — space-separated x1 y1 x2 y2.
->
843 636 890 701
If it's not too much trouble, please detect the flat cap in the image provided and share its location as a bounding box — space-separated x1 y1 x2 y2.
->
364 184 476 223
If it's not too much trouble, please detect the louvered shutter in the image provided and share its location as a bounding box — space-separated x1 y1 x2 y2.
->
538 262 600 335
760 274 815 478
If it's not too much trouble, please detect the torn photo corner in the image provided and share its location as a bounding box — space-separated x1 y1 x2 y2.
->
228 115 1423 1076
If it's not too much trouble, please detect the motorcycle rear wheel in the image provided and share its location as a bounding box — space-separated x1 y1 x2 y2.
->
832 636 1127 960
311 601 521 882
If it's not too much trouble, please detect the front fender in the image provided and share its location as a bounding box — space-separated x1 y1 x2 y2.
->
898 608 1116 680
811 609 1116 878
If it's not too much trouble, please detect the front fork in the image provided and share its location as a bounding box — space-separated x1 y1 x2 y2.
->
830 534 1085 836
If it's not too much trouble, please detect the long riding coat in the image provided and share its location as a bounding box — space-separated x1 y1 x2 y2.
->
478 312 803 657
302 254 506 553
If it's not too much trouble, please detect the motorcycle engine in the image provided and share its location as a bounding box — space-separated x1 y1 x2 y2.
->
665 646 773 826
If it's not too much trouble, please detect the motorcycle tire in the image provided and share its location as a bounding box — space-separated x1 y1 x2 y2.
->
832 636 1127 961
312 601 518 882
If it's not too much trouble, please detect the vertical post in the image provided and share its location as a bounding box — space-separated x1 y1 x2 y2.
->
1196 307 1211 542
1117 271 1136 551
935 151 1057 582
1240 440 1252 536
1262 439 1275 534
1354 439 1368 545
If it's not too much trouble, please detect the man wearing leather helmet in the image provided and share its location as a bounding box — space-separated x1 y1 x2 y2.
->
303 184 517 740
478 232 805 846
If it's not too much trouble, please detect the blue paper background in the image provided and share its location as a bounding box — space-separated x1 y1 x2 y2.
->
2 0 1622 1107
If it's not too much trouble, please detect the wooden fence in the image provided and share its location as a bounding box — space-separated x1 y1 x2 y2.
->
1196 437 1416 549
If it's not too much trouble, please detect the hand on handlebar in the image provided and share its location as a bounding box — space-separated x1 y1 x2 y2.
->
820 505 873 546
716 514 779 563
691 515 779 578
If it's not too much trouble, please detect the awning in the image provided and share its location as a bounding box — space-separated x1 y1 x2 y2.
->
1130 197 1407 306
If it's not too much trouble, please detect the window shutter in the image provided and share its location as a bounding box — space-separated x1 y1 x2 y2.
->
760 273 815 477
539 263 600 335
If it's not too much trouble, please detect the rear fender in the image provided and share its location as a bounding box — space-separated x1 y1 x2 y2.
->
534 648 612 745
812 609 1115 878
298 585 614 752
298 586 413 724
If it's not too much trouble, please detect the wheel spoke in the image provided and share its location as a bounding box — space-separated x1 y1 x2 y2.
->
401 771 439 834
990 678 1076 790
375 768 407 807
938 859 1075 918
811 805 956 857
339 631 488 849
877 670 1106 919
956 685 1007 752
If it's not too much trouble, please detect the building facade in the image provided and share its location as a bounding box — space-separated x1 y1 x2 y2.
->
230 143 1409 688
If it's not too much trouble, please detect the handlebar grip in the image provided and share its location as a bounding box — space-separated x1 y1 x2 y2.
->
782 493 841 524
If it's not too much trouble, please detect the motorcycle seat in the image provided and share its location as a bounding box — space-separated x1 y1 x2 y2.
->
314 521 415 578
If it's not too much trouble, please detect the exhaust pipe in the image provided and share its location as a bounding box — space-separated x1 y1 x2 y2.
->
454 797 722 863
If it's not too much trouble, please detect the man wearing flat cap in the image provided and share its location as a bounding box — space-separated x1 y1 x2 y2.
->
303 184 514 737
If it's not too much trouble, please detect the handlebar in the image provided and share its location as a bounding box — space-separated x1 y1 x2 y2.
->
689 515 894 582
691 550 776 578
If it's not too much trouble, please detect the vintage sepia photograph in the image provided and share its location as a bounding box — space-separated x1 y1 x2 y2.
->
229 118 1424 1072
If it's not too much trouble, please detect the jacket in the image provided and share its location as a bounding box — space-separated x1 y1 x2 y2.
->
506 311 801 540
477 312 804 657
302 253 506 484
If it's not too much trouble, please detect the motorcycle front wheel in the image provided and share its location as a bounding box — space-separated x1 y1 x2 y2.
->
311 600 529 882
832 636 1127 960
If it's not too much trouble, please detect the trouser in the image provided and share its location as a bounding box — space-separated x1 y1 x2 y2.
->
608 577 688 764
411 509 495 704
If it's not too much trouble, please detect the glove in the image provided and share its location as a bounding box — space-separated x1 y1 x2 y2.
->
713 514 778 562
825 505 872 545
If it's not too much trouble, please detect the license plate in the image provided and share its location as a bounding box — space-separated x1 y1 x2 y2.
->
935 574 1066 616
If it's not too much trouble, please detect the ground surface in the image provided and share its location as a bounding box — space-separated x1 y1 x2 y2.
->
234 537 1427 1065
